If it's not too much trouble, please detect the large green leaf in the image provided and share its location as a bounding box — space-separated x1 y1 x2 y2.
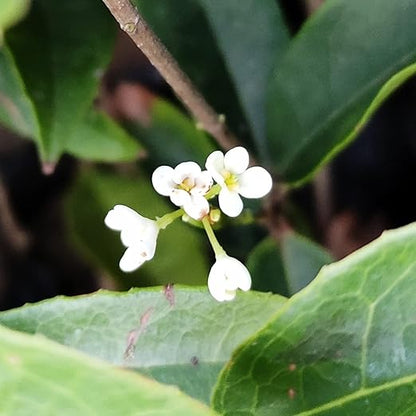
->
0 288 286 404
267 0 416 184
281 232 333 293
247 237 287 295
198 0 289 159
248 233 333 296
5 0 129 162
0 324 212 415
213 222 416 415
0 44 38 137
128 98 215 167
65 110 140 162
66 168 209 289
0 0 29 42
133 0 252 146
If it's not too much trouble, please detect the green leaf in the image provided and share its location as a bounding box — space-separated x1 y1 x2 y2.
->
248 233 333 296
65 110 140 162
213 222 416 415
198 0 289 159
267 0 416 185
0 0 30 42
133 0 251 145
281 232 333 294
0 288 286 405
66 168 209 289
0 43 38 137
128 98 215 166
0 324 212 415
247 237 287 295
5 0 116 161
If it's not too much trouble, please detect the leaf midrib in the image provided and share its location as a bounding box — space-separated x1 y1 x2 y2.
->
295 373 416 415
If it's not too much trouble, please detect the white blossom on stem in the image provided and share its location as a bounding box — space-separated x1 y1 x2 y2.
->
205 146 272 217
208 254 252 302
104 205 159 272
152 161 212 220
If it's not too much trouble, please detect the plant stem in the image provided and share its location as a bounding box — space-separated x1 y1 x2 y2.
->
156 209 184 230
101 0 239 151
202 216 226 258
204 183 221 200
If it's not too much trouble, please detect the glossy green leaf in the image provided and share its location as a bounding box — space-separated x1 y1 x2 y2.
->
0 44 38 138
0 0 30 42
248 233 333 296
0 288 286 404
198 0 289 159
267 0 416 184
0 325 212 415
247 237 287 295
128 98 215 166
133 0 251 145
282 232 333 294
213 222 416 415
66 168 209 289
5 0 117 161
65 110 140 162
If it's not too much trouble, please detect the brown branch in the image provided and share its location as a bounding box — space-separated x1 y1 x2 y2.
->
101 0 239 151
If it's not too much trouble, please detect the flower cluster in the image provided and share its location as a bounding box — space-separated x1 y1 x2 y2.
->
105 146 272 302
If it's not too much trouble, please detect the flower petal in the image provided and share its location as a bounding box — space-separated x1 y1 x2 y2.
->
173 161 201 185
141 228 158 260
105 205 142 231
208 260 228 302
105 205 159 272
223 290 237 301
238 166 272 198
230 259 252 291
152 166 175 196
205 150 226 185
120 225 140 247
119 245 149 272
191 170 213 195
170 188 191 207
120 218 158 250
183 195 209 220
218 188 243 217
208 255 251 302
222 256 251 291
224 146 249 175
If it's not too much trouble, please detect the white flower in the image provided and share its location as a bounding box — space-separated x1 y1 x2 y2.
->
152 161 212 220
205 146 272 217
208 254 251 302
104 205 159 272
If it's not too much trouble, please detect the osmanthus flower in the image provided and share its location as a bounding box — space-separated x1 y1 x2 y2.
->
152 161 212 220
201 216 251 302
104 205 159 272
207 254 251 302
205 146 273 217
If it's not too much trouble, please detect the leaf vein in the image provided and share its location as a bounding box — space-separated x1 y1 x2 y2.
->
295 373 416 416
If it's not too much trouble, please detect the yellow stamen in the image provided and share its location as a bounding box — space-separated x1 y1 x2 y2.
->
179 176 194 192
224 172 239 191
